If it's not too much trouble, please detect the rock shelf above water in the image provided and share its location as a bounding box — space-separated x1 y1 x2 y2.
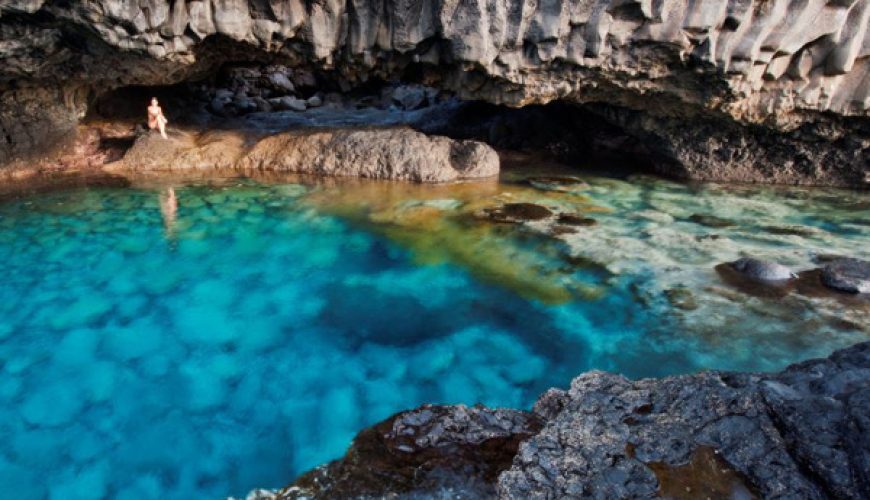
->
271 341 870 499
114 127 499 183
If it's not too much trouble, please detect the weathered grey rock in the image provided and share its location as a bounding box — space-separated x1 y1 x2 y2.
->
268 96 307 112
1 0 868 185
391 84 430 110
252 97 272 113
266 72 295 94
730 257 797 282
116 126 500 183
232 96 257 114
305 95 322 108
278 404 542 499
821 258 870 294
282 96 307 112
209 95 231 116
266 342 870 499
499 341 870 499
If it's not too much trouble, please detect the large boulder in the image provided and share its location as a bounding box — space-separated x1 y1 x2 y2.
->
821 258 870 294
116 126 500 183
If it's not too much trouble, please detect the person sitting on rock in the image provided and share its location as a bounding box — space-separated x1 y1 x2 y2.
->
147 97 169 139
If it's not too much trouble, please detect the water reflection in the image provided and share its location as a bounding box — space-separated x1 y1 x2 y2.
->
159 187 178 240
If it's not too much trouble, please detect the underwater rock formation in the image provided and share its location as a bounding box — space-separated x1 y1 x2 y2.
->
115 126 499 182
1 0 868 185
270 341 870 499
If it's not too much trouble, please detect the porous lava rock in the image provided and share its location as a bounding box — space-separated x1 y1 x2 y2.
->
265 342 870 499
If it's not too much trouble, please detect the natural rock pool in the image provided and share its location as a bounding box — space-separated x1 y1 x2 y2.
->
0 159 867 499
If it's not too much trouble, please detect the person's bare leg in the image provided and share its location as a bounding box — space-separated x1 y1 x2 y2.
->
158 118 168 139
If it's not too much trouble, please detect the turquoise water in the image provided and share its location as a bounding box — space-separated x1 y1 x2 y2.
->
0 172 867 499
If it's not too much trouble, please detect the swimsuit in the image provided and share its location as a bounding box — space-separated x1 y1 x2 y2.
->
148 107 165 128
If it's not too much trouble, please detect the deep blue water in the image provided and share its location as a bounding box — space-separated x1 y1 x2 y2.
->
0 177 866 499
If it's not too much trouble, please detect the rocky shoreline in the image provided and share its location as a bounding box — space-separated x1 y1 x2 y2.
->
235 341 870 500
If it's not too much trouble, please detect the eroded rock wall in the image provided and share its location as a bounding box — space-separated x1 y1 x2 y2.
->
0 0 868 184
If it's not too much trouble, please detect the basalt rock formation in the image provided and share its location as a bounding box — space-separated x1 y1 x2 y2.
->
1 0 868 185
269 341 870 499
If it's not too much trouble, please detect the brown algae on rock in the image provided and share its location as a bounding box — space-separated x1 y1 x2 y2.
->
646 446 758 500
299 176 611 304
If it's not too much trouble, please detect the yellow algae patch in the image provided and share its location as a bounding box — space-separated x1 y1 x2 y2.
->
298 176 609 305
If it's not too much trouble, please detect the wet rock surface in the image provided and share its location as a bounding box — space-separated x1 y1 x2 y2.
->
277 405 542 499
821 258 870 294
264 342 870 499
729 257 796 282
526 176 590 193
116 126 499 183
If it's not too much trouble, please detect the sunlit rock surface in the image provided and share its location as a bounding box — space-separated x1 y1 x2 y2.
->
115 126 499 182
1 0 868 185
497 341 870 499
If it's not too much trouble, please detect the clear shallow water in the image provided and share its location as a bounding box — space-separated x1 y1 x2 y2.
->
0 165 867 499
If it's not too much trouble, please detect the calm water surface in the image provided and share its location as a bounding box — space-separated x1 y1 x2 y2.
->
0 162 867 499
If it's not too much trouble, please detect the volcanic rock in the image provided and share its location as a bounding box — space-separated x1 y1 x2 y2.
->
116 126 499 183
821 258 870 294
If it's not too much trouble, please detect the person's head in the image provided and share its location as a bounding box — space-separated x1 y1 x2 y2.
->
151 97 158 106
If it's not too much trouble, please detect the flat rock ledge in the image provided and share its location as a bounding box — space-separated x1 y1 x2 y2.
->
268 342 870 499
114 127 499 183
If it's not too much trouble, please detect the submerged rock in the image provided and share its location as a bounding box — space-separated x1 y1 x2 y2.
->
550 225 578 236
526 176 589 192
688 214 736 228
482 203 553 223
821 258 870 294
663 287 698 311
763 225 819 237
270 343 870 499
557 214 597 227
729 257 796 282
